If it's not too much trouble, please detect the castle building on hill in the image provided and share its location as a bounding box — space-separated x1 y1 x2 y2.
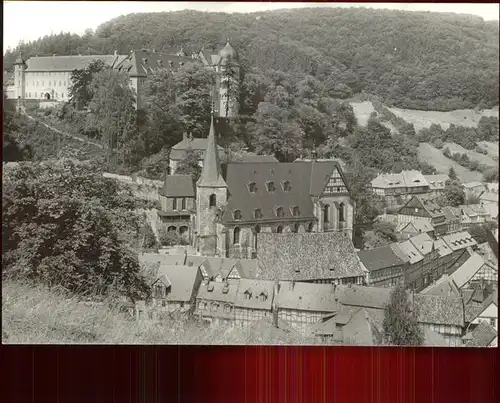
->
11 40 240 117
158 112 356 259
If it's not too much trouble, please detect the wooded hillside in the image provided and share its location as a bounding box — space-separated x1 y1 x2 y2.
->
5 8 499 111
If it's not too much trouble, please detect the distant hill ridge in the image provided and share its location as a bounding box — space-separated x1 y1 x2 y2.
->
5 7 499 111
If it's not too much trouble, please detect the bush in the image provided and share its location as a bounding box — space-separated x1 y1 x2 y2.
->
158 227 181 246
433 138 444 149
442 148 451 158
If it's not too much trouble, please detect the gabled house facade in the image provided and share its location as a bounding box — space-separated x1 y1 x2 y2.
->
397 196 447 236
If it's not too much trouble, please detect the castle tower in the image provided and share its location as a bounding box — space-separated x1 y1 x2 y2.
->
196 111 228 256
13 54 26 109
218 39 240 118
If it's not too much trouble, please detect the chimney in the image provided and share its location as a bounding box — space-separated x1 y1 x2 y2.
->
114 50 117 57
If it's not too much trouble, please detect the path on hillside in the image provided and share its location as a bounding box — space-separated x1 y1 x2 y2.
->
22 112 104 149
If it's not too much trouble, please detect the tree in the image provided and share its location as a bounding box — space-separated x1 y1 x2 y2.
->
247 102 304 162
469 222 496 245
482 167 499 182
383 285 424 346
2 160 149 299
418 161 437 175
69 59 106 110
362 220 397 249
442 179 465 207
3 133 32 162
87 69 138 167
175 149 202 181
219 62 240 118
448 167 457 181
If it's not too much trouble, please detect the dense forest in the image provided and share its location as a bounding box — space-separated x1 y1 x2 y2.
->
4 8 499 111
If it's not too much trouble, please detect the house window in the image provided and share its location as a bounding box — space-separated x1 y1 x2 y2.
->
254 225 261 248
267 181 276 192
254 209 262 219
276 225 283 233
260 294 267 301
233 227 240 244
172 198 177 210
181 198 186 210
323 205 330 223
338 202 345 222
275 207 284 218
234 210 242 220
248 182 257 193
490 318 496 327
162 300 166 307
282 181 291 192
211 302 219 311
224 304 232 313
209 194 216 207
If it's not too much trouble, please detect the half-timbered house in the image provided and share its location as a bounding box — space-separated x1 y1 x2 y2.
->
397 196 447 236
233 279 275 327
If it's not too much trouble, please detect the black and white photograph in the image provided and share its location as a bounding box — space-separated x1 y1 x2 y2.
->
2 1 498 347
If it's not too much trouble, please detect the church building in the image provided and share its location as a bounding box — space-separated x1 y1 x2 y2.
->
191 113 355 259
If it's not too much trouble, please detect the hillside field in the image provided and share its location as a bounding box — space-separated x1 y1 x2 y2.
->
478 141 499 158
387 106 499 132
418 143 483 182
444 142 498 167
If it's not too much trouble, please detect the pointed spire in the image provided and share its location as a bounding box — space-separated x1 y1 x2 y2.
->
197 110 227 188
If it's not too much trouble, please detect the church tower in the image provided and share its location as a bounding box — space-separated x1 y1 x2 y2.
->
196 111 228 256
13 54 26 110
218 39 240 119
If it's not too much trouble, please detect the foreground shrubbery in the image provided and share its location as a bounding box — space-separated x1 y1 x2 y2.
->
1 279 317 345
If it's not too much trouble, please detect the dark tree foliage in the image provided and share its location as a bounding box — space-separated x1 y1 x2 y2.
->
3 133 33 162
5 8 498 110
440 179 465 207
383 285 424 346
2 160 149 300
468 222 497 245
418 161 437 175
482 167 500 182
448 167 458 181
175 149 202 182
69 59 107 109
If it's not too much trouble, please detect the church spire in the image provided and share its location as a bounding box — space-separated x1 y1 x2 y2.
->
197 109 227 188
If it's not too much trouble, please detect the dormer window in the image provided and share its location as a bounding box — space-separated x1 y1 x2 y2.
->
157 60 163 66
282 181 291 192
179 62 184 66
168 60 174 67
259 293 267 301
275 207 284 218
233 210 242 220
267 181 276 192
254 209 262 219
244 290 252 299
142 58 148 64
248 182 257 193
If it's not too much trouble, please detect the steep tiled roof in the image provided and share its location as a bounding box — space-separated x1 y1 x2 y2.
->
336 285 393 310
477 242 498 267
420 275 460 297
392 240 424 264
423 174 449 191
341 308 382 346
433 238 453 257
160 175 196 198
441 206 461 222
450 253 494 289
244 317 303 344
397 220 434 234
232 154 279 163
115 49 194 77
462 181 485 189
152 264 200 302
414 294 464 327
371 170 428 189
221 160 349 224
276 281 337 312
442 231 477 252
25 54 119 72
409 232 434 256
170 138 224 161
197 280 237 303
234 279 275 310
464 321 497 347
479 191 499 203
139 253 185 267
357 246 405 272
197 115 227 188
256 232 365 281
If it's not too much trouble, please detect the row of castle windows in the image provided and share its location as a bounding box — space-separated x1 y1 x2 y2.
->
247 181 291 193
30 81 67 87
27 92 66 99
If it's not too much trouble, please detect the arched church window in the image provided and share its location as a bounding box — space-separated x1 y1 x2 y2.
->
233 210 242 220
275 207 284 218
293 223 300 233
339 203 345 222
276 225 283 234
233 227 241 245
254 225 261 249
282 181 291 192
209 194 216 207
323 205 330 223
248 182 257 193
266 181 276 192
307 223 314 233
254 209 262 219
